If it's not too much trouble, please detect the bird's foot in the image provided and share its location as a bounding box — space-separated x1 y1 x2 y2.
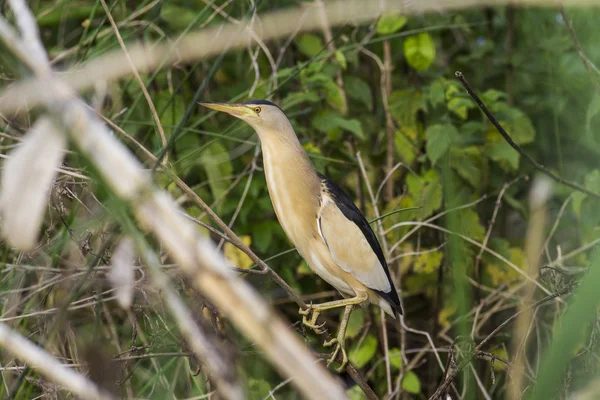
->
299 305 326 335
324 337 348 372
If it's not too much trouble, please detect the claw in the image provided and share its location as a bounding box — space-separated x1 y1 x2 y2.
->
324 338 348 372
299 305 325 334
298 306 310 316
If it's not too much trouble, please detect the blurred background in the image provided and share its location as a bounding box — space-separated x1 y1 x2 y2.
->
1 0 600 399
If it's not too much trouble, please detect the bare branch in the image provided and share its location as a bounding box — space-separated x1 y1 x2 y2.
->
455 71 600 199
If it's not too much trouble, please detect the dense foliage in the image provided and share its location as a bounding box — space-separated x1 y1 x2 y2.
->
1 1 600 399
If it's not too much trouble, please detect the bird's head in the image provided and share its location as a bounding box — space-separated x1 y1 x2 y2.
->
199 100 290 137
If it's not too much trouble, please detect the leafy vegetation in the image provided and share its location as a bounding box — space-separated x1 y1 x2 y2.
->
1 1 600 399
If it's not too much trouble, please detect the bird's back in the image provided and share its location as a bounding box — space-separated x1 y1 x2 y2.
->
318 174 403 316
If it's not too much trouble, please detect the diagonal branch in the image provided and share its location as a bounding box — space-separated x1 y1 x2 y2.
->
455 71 600 200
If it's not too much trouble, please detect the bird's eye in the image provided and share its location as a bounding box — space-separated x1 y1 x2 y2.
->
254 106 261 114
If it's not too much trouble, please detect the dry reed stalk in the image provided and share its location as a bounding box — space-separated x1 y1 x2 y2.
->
0 1 346 398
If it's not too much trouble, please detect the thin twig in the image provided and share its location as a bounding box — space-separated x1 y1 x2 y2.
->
455 71 600 199
560 6 600 94
429 287 571 400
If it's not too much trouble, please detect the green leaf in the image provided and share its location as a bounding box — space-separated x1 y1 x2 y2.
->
402 371 421 394
389 348 402 369
413 249 444 273
282 91 320 109
586 93 600 133
311 111 365 140
349 334 378 368
505 113 536 145
451 146 487 189
201 142 233 212
335 50 347 70
571 169 600 217
426 124 459 166
345 309 364 339
406 170 443 218
160 4 197 30
253 221 279 253
156 92 185 137
376 13 408 35
445 83 475 119
428 78 447 107
394 130 417 165
249 379 271 398
295 34 324 58
486 131 520 171
454 209 486 241
346 385 367 400
344 76 372 109
325 82 347 113
403 33 436 71
388 90 426 130
447 97 475 119
482 89 508 104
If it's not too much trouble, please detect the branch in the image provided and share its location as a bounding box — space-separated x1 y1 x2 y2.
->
0 323 114 400
455 71 600 200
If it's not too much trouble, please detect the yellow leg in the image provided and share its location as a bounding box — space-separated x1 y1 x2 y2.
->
298 293 368 334
324 304 354 372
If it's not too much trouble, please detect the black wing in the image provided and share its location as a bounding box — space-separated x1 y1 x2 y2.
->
318 173 403 315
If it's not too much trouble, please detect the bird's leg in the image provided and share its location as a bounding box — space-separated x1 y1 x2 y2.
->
298 293 368 351
324 304 354 372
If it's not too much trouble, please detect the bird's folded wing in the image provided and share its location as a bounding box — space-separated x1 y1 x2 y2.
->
318 197 391 293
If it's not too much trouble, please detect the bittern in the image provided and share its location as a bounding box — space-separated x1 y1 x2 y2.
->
200 100 402 371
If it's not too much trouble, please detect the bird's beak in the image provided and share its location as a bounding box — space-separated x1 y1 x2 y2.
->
199 102 250 119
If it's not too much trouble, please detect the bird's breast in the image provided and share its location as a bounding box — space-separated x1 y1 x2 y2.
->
261 145 320 248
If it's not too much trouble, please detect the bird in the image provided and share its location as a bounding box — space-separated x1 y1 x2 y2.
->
200 100 402 371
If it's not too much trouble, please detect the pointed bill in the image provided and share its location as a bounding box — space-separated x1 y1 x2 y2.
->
0 117 66 250
199 102 251 118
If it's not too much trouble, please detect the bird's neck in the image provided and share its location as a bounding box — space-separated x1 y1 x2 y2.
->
258 130 321 246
